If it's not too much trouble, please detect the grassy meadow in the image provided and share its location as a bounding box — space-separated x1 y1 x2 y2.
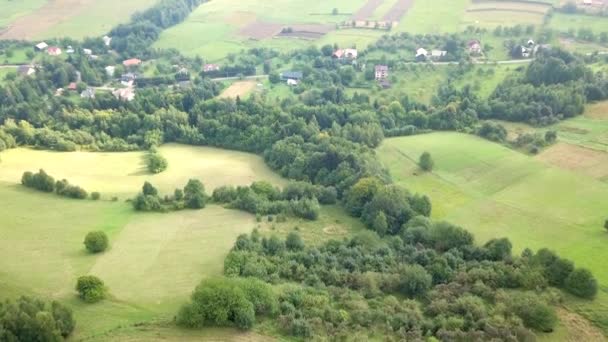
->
377 132 608 331
0 0 46 29
549 13 608 34
0 143 285 198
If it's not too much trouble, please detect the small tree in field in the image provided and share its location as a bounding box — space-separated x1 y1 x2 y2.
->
84 231 109 253
604 219 608 232
76 275 106 303
419 152 434 172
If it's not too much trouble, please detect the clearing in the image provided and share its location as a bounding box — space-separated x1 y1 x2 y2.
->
377 132 608 331
219 80 258 98
0 0 157 40
0 144 285 198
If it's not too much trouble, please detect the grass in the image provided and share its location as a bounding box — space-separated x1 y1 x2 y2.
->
155 0 368 60
377 132 608 332
0 181 261 340
0 143 285 198
396 0 470 34
0 0 46 29
549 13 608 34
37 0 158 40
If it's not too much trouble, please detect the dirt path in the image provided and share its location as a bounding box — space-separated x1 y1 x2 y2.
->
0 0 95 40
351 0 385 21
382 0 415 22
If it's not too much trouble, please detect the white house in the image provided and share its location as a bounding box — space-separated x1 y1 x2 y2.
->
416 48 428 58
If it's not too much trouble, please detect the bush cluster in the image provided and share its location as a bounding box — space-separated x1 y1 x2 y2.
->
176 277 277 330
0 296 75 341
84 231 109 253
132 179 207 212
212 181 336 221
75 275 106 303
146 148 168 174
21 169 93 199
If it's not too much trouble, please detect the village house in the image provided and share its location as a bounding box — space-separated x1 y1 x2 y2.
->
47 47 62 56
80 88 95 99
280 71 303 82
287 79 299 86
333 48 358 59
430 50 447 60
83 48 92 55
467 40 482 54
375 65 388 81
105 66 116 77
123 58 142 67
103 35 112 47
67 82 78 91
17 65 36 77
121 73 137 86
203 64 220 72
66 46 75 54
113 87 136 102
34 42 48 51
415 48 428 60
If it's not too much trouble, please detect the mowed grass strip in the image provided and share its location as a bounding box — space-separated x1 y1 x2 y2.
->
378 132 608 331
0 144 285 197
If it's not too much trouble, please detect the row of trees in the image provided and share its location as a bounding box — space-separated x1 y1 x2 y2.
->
0 296 75 341
21 169 93 199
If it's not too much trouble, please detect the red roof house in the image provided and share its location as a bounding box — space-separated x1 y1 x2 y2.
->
122 58 142 67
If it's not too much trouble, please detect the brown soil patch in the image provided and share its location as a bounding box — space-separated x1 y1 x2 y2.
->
219 81 257 99
0 0 96 40
555 308 606 342
352 0 385 21
585 101 608 120
536 142 608 180
276 24 334 39
383 0 415 22
239 21 283 40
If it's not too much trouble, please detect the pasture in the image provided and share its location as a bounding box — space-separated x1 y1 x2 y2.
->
155 0 408 60
0 0 46 30
378 132 608 331
0 0 157 40
0 144 285 198
549 13 608 34
0 182 259 339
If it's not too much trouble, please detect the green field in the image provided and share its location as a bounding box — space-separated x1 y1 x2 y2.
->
0 0 46 29
0 144 285 198
155 0 369 60
549 13 608 34
378 132 608 331
38 0 158 39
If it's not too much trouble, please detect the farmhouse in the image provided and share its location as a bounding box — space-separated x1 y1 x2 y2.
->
430 50 447 60
34 42 48 51
375 65 388 81
17 65 36 77
203 64 220 72
47 47 62 56
280 71 303 82
83 48 92 55
103 35 112 47
113 87 136 101
121 73 137 86
123 58 142 67
333 48 358 59
416 48 428 59
467 40 482 54
287 79 299 86
105 66 116 77
66 46 75 54
67 82 77 91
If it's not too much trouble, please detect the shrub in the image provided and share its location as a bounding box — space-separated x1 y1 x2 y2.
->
285 232 305 251
509 293 557 332
91 192 101 200
399 264 432 297
184 179 206 209
75 275 106 303
147 150 168 174
84 231 109 253
565 268 598 299
419 152 434 171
